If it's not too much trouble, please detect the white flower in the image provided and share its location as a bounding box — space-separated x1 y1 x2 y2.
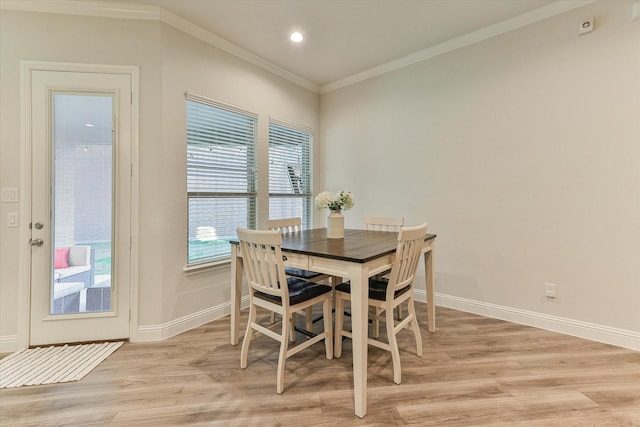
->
315 191 334 209
315 190 355 211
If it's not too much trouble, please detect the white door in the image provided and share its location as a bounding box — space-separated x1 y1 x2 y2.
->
29 69 131 345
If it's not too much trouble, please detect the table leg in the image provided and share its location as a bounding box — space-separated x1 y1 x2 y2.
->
424 243 435 332
230 245 243 345
349 264 368 418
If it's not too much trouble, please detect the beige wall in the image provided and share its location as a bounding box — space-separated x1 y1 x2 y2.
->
320 0 640 340
153 24 319 326
0 10 319 348
1 1 638 351
0 11 162 347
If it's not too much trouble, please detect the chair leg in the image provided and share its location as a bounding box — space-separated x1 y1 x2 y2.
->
305 307 313 331
386 305 402 384
373 307 381 338
290 314 296 342
396 303 403 320
270 311 276 324
323 299 334 359
277 311 290 394
240 304 256 369
408 298 423 357
334 293 345 358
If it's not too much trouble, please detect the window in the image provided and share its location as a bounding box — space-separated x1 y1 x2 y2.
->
269 120 313 228
186 95 257 264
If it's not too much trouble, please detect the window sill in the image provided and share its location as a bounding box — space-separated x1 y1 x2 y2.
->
183 258 230 275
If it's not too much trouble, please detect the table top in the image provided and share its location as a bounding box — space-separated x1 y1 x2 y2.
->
232 228 436 263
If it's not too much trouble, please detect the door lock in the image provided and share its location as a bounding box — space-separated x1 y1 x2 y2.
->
34 222 44 230
29 238 44 247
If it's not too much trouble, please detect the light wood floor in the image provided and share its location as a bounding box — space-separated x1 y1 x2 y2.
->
2 305 639 426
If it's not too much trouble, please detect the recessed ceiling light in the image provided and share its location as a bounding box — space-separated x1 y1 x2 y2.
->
290 32 304 43
85 123 94 127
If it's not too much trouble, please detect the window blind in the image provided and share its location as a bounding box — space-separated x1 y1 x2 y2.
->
186 98 257 264
268 120 313 229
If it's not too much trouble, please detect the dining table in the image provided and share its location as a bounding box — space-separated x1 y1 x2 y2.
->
229 228 436 418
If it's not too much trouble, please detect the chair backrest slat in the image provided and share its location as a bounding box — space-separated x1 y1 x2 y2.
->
363 216 404 232
237 228 288 300
268 217 303 234
387 223 428 296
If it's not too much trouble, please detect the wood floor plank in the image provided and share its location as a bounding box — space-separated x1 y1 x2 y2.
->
1 305 639 426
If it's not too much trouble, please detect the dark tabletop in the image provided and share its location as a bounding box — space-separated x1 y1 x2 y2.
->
232 228 436 263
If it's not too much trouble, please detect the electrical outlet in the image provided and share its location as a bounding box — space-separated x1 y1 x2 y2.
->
545 283 557 298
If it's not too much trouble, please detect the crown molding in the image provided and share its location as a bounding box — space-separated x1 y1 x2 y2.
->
0 0 160 20
158 7 319 92
1 0 597 95
0 0 320 93
319 0 597 94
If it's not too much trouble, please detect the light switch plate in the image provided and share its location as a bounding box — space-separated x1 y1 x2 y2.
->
1 188 19 203
7 212 18 228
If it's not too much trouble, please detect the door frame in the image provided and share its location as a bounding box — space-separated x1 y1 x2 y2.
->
18 61 140 350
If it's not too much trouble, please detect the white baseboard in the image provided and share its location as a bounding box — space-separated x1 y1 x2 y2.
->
1 296 249 351
414 290 640 352
0 335 18 354
135 296 250 342
5 293 636 352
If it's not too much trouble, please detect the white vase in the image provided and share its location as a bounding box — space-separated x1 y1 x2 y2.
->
327 209 344 239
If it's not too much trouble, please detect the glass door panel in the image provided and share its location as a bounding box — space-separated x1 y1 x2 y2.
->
51 93 113 315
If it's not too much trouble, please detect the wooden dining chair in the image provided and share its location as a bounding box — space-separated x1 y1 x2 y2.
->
364 216 405 334
268 217 332 333
363 216 404 282
363 216 404 232
268 217 329 282
334 223 427 385
237 228 333 394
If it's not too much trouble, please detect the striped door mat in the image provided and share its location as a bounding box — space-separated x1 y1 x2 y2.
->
0 341 123 388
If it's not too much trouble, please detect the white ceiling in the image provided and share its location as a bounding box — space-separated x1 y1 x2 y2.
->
4 0 595 90
100 0 572 88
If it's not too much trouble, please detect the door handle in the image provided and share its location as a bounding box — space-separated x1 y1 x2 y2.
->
29 238 44 247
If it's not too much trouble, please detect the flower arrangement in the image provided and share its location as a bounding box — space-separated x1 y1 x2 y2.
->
315 191 355 211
